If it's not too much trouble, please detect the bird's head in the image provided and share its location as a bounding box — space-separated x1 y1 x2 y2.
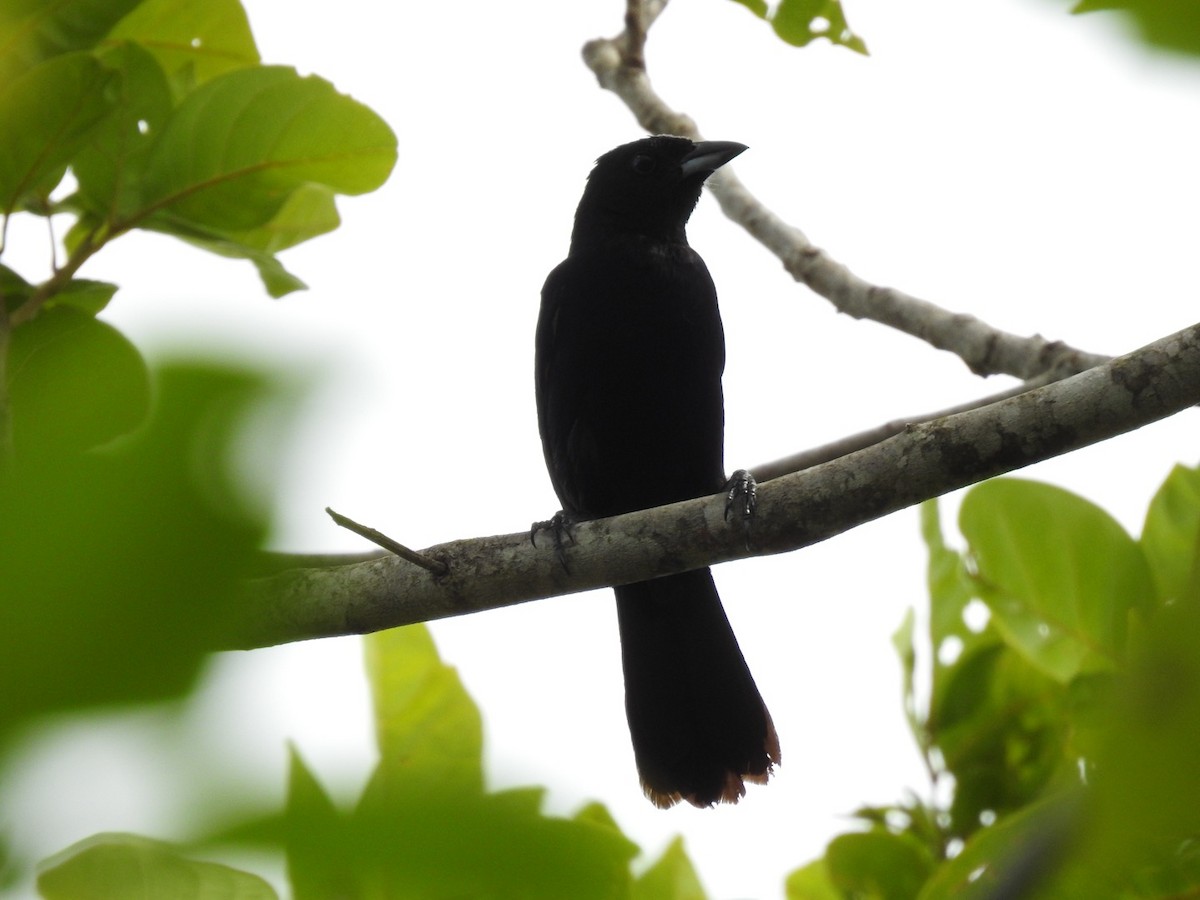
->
572 135 747 245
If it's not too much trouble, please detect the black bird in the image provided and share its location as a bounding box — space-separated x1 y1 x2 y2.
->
535 135 779 807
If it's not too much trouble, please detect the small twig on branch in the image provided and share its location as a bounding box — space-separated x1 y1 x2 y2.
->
325 507 448 576
232 322 1200 651
581 0 1110 381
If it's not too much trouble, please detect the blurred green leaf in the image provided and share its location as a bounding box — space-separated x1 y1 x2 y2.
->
0 362 276 739
0 53 119 213
43 279 120 316
921 500 1000 742
0 0 143 83
633 836 707 900
8 306 150 456
106 0 259 93
728 0 770 17
826 830 935 899
1072 0 1200 57
0 264 35 310
770 0 868 53
1089 601 1200 880
1140 462 1200 602
925 495 1070 838
202 633 647 899
284 747 352 900
917 792 1084 900
37 833 277 900
960 478 1154 682
573 801 627 836
364 624 485 795
936 643 1067 837
351 783 639 899
891 606 919 746
785 857 841 900
278 624 642 898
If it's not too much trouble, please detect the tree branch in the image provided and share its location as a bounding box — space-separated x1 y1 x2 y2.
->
751 374 1056 482
580 1 1109 380
228 321 1200 651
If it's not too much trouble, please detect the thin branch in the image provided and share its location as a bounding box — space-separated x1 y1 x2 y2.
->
580 2 1110 381
752 373 1055 482
13 227 105 327
229 321 1200 651
325 506 448 576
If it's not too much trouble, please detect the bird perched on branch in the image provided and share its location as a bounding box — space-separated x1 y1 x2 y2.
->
535 135 779 807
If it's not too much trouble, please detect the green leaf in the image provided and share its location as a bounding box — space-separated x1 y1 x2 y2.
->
633 836 707 900
0 0 144 82
771 0 868 54
352 626 639 897
785 857 842 900
44 279 120 315
364 624 485 795
959 478 1154 682
37 833 277 899
573 801 624 833
922 499 997 733
106 0 260 93
1140 462 1200 602
891 606 919 745
139 65 397 233
0 53 119 213
917 793 1084 900
157 183 341 298
825 830 935 899
285 747 352 900
728 0 770 18
0 264 35 310
0 362 277 738
920 496 1080 840
352 787 639 899
8 306 150 456
231 182 342 255
72 42 175 222
1072 0 1200 57
248 255 308 298
1090 601 1200 875
933 643 1067 836
115 64 395 293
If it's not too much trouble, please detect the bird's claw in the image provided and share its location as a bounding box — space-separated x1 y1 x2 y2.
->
530 510 576 573
724 469 757 549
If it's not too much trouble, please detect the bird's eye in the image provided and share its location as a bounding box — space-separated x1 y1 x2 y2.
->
631 154 657 175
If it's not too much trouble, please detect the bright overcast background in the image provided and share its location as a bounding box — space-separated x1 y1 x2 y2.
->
4 1 1200 898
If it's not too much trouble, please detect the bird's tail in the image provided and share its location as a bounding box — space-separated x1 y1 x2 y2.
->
615 568 779 808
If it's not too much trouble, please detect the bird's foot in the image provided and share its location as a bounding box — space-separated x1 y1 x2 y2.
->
724 469 757 549
530 510 576 573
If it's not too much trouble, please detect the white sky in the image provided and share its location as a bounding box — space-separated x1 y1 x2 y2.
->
4 1 1200 898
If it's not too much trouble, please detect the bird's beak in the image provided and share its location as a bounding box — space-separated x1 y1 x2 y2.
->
680 141 748 178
